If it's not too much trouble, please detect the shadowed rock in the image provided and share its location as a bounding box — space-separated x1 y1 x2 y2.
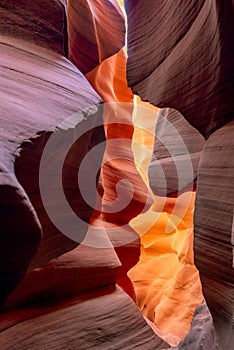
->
0 35 104 306
178 301 219 349
194 121 234 349
149 108 205 197
125 0 234 138
0 286 168 350
0 0 68 55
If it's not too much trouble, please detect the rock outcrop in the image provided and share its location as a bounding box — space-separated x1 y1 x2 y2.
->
68 0 125 74
0 286 167 350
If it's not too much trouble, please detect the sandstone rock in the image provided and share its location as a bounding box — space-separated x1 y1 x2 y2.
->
0 286 168 350
0 0 68 55
0 170 41 307
85 45 152 300
178 301 219 350
0 35 104 306
68 0 125 74
125 0 234 138
2 226 121 311
149 108 205 197
194 121 234 349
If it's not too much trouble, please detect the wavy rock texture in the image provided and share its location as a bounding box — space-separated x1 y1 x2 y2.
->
77 0 153 297
129 99 203 346
0 2 169 349
72 1 204 340
2 1 233 349
0 0 68 55
85 53 150 299
1 228 121 314
68 0 125 74
149 108 205 197
69 1 201 344
194 121 234 349
125 0 234 138
0 286 168 350
178 301 219 350
0 34 104 305
125 1 234 348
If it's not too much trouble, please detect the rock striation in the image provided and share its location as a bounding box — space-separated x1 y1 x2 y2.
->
194 121 234 349
125 0 234 138
125 1 234 348
0 1 168 349
0 33 104 305
149 108 205 197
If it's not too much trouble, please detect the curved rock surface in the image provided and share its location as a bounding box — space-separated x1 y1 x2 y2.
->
125 0 234 138
0 2 168 349
129 99 203 345
0 35 104 305
178 301 219 350
68 0 125 74
149 108 205 197
0 286 168 350
194 121 234 349
125 1 234 348
0 0 68 55
84 44 152 300
2 227 121 313
2 1 233 349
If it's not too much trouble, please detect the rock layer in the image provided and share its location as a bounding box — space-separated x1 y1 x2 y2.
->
0 0 68 55
68 0 125 74
0 35 104 305
0 2 167 349
125 0 234 138
125 1 234 347
2 1 233 349
2 228 121 312
194 121 234 348
178 301 219 350
0 286 168 350
149 108 205 197
84 43 152 300
129 100 203 345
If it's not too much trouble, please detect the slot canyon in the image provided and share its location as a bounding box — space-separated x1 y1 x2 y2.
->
0 1 233 349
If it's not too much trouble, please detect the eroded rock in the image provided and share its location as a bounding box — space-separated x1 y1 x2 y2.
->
194 121 234 349
149 108 205 197
125 0 234 138
0 35 104 305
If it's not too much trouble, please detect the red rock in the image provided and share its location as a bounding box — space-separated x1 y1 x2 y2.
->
0 286 168 350
0 35 104 305
67 0 125 74
85 48 152 300
0 0 68 55
2 227 121 311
